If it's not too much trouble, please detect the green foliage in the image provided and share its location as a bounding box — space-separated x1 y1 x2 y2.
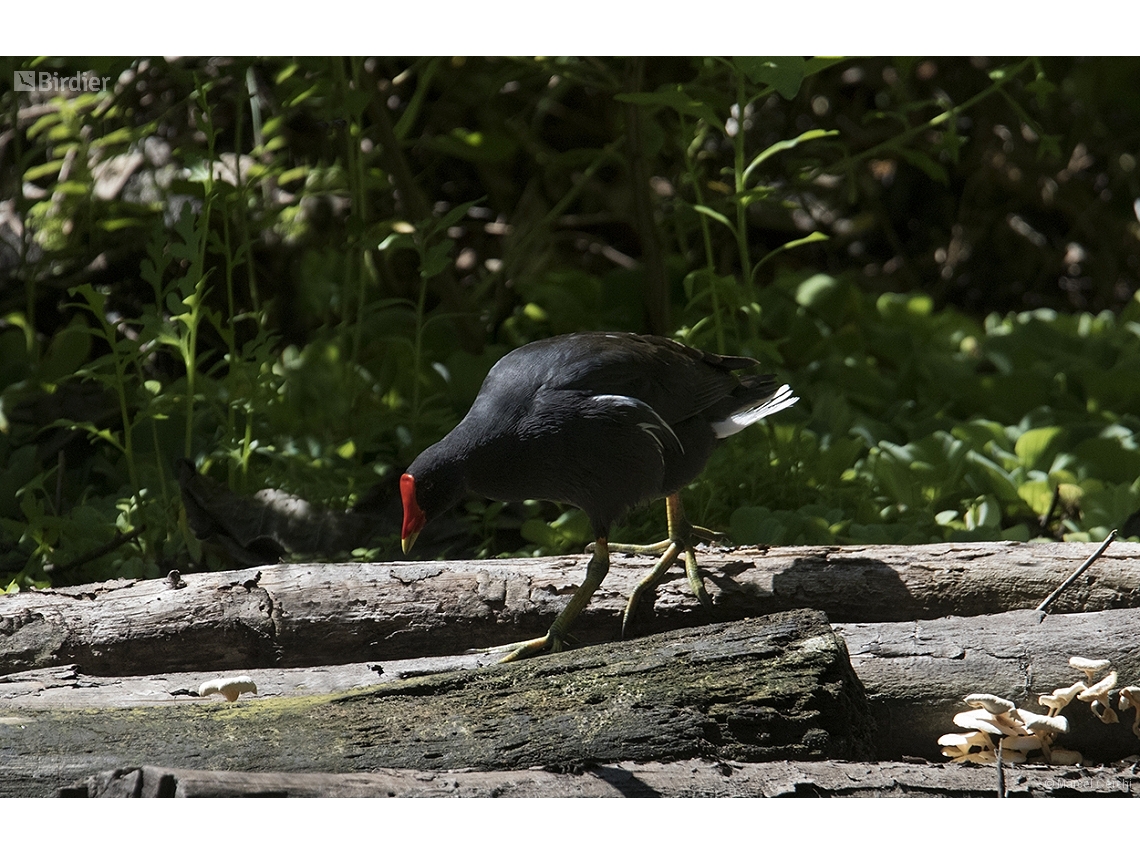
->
704 277 1140 546
1 56 1138 590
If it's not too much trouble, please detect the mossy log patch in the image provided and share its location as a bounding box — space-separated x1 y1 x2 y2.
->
0 611 872 797
3 541 1138 677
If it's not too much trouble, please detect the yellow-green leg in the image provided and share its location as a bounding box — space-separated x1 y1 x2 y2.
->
489 537 612 663
616 493 717 638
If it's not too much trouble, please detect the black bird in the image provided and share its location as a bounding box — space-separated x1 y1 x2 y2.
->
400 332 797 660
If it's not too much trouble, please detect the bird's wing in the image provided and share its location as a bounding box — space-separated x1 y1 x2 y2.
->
499 387 681 527
536 334 739 426
587 394 684 457
523 387 683 459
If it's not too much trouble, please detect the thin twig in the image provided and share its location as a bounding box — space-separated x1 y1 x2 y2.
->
996 740 1005 798
1040 485 1061 536
1036 529 1118 613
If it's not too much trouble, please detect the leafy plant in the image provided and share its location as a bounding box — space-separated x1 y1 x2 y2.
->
2 56 1138 591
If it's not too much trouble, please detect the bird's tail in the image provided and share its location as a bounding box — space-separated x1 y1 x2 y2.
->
712 384 798 438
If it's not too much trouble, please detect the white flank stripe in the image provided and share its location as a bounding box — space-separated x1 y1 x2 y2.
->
712 384 798 438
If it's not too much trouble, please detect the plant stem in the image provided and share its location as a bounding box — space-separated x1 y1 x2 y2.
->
683 120 726 353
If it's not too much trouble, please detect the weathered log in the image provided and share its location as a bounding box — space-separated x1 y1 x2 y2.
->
3 541 1137 677
0 611 873 798
60 759 1140 797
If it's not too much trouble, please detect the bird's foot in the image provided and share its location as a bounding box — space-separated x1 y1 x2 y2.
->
481 629 571 663
620 539 713 637
486 541 609 663
605 525 723 557
608 524 719 632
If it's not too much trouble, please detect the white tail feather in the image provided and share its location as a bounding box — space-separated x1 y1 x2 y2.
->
712 384 798 438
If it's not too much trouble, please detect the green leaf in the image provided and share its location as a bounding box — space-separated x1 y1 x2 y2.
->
730 506 787 545
794 273 840 310
734 57 806 100
1079 482 1140 531
1018 480 1055 516
520 519 559 549
897 147 949 184
743 129 838 184
421 238 455 279
691 204 735 233
1015 426 1064 472
40 318 92 382
755 232 829 276
1024 71 1057 109
615 87 721 126
24 160 64 182
963 495 1002 532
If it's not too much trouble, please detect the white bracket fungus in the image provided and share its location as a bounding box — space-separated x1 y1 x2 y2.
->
1069 657 1111 684
938 731 996 763
964 693 1016 716
198 676 258 702
1037 682 1087 717
1119 687 1140 738
939 654 1140 767
1077 671 1119 724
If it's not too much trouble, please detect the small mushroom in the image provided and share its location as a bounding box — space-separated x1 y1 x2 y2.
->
954 709 1019 737
1090 701 1119 724
1079 671 1118 698
1049 749 1084 766
1069 656 1111 684
1016 709 1070 736
1078 672 1119 724
1000 734 1043 754
1118 686 1140 738
1037 681 1088 717
198 676 258 702
965 693 1016 715
1003 734 1044 752
939 730 994 761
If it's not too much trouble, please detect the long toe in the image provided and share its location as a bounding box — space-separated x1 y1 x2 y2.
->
621 540 714 637
490 539 611 662
486 632 566 663
683 546 713 608
621 493 721 637
608 538 674 556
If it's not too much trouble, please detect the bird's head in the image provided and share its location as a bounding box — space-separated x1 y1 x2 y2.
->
399 472 427 554
400 448 467 554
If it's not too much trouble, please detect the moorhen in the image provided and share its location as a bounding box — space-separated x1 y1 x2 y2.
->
400 331 797 660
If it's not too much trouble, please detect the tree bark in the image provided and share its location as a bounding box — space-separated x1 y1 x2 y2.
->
0 612 873 798
3 541 1137 678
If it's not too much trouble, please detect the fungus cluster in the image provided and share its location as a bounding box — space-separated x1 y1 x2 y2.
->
939 656 1140 765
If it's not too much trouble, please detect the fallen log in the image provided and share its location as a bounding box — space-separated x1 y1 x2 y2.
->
6 609 1138 766
60 758 1140 797
3 541 1138 677
0 611 873 798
